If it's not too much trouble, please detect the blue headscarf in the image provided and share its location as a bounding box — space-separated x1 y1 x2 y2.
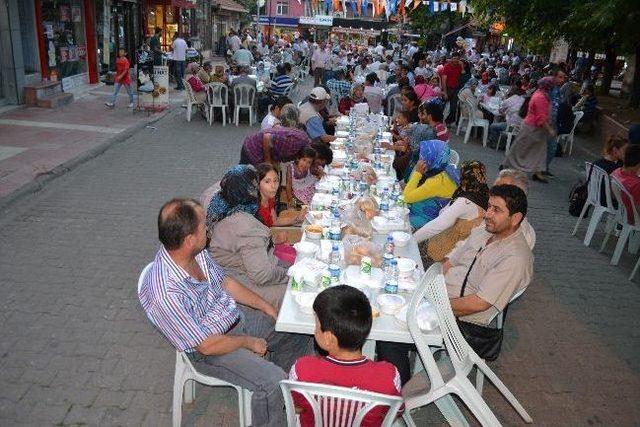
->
407 140 461 230
206 165 259 230
419 139 460 185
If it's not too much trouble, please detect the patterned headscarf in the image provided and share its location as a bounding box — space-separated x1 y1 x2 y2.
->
451 160 489 210
206 165 259 230
536 76 555 92
418 140 461 185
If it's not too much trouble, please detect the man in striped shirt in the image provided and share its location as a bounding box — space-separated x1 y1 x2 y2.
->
269 64 293 97
139 198 308 427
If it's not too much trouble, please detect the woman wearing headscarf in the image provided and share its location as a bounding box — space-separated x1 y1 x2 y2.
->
240 104 311 167
338 83 367 115
458 77 484 120
413 75 442 102
414 160 489 261
403 140 460 229
502 76 557 183
207 165 289 309
185 63 207 103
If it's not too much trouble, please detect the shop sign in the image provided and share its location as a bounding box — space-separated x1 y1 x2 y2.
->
299 15 333 26
62 73 89 91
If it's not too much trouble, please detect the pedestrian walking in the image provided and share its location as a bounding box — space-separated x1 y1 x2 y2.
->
105 48 134 108
502 76 557 183
172 33 187 90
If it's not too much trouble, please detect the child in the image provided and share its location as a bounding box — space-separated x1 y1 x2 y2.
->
256 162 306 228
420 101 450 142
105 49 134 108
285 145 317 208
261 96 292 131
289 286 402 426
392 111 412 140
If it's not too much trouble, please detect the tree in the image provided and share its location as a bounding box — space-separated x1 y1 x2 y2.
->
471 0 640 107
408 9 469 49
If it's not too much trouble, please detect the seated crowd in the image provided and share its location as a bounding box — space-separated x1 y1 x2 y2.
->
136 38 639 424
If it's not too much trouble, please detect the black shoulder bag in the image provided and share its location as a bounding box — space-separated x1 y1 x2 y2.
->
456 248 506 361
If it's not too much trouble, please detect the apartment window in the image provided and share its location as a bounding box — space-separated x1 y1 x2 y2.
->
276 1 289 15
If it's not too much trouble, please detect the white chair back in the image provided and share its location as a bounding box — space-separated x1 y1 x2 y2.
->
449 149 460 167
137 262 153 294
442 101 451 122
279 380 403 427
386 93 402 117
364 90 384 114
421 269 475 375
183 79 199 104
234 84 256 107
586 163 613 210
610 176 640 228
570 111 584 135
207 83 228 107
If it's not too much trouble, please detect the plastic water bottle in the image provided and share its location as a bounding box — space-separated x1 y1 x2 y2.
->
359 178 369 195
380 188 390 216
329 211 341 241
384 259 399 294
384 235 395 255
382 235 395 273
329 243 342 282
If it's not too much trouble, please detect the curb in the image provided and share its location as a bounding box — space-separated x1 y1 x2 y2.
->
0 106 179 213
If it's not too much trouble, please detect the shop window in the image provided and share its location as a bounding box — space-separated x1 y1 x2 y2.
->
40 0 88 80
276 1 289 16
18 0 39 74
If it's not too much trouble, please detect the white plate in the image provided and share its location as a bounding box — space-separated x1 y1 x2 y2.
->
342 265 384 289
376 294 406 315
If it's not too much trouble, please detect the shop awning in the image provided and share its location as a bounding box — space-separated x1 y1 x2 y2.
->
214 0 248 13
172 0 197 8
332 17 388 30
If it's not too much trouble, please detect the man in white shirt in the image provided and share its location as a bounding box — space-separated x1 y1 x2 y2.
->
228 31 241 52
171 33 188 90
311 42 330 86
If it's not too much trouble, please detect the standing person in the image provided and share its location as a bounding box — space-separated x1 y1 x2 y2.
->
439 52 464 124
149 27 163 66
172 33 188 90
311 42 330 87
502 77 557 183
105 49 134 108
545 68 567 177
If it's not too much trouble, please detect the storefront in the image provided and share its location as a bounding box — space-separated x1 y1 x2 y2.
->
95 0 142 76
144 0 196 51
298 15 332 42
211 0 247 55
35 0 99 90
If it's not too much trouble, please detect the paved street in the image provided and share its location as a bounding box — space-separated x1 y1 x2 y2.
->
0 92 639 426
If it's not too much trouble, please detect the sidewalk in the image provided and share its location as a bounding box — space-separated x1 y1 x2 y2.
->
0 84 183 208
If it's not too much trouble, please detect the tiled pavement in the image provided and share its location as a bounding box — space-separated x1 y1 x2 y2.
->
0 86 639 426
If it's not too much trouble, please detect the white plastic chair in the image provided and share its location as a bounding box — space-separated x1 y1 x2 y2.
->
457 98 489 147
206 83 229 126
442 101 451 124
599 176 640 266
558 111 584 156
403 267 533 426
364 89 384 114
233 83 256 126
630 254 640 281
495 121 521 155
136 263 252 427
571 162 616 246
386 93 403 117
280 380 404 427
449 149 460 167
184 79 205 123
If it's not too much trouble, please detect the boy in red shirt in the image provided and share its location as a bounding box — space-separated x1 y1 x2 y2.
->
288 285 402 426
105 49 134 108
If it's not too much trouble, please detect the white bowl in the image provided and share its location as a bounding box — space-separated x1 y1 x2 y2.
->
396 258 417 279
305 228 323 240
391 231 411 247
372 216 388 229
295 292 317 314
376 294 406 315
294 242 319 259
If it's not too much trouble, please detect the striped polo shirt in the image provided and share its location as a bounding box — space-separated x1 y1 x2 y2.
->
139 247 240 352
270 74 293 96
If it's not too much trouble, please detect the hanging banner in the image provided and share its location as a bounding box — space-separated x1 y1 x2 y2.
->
431 1 439 12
